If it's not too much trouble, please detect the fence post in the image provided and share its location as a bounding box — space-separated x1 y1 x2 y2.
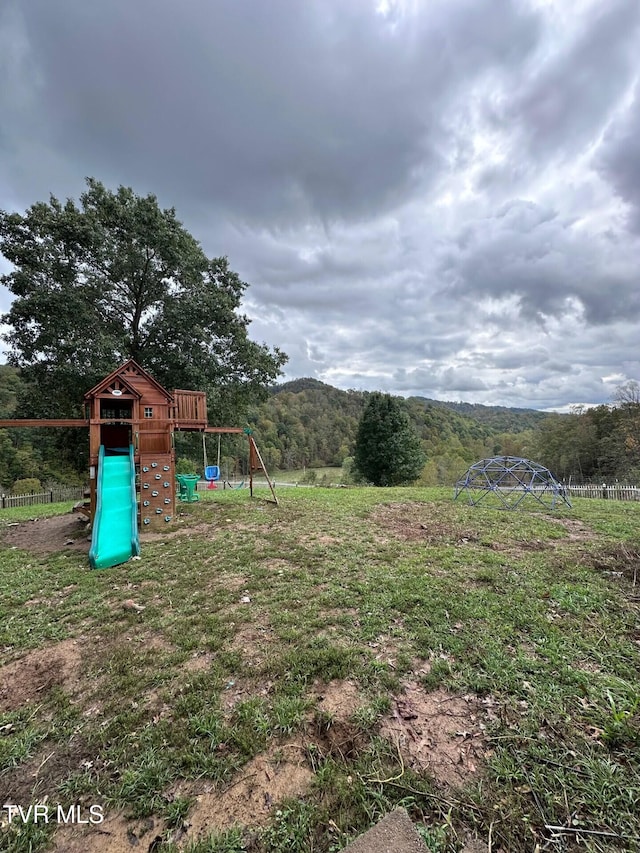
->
50 490 54 503
602 484 608 500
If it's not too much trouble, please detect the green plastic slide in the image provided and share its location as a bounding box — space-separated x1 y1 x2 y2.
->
89 445 140 569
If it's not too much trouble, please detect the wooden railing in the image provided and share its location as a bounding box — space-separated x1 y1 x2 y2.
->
172 390 208 429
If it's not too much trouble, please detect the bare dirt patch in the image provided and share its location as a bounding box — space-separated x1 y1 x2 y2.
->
229 618 274 670
211 606 276 705
51 811 166 853
140 514 268 543
181 739 313 839
0 639 85 712
485 538 552 556
574 658 604 675
228 522 273 535
1 514 90 555
139 520 219 543
485 520 596 559
380 683 487 787
311 534 341 546
498 518 596 554
373 503 597 555
313 678 363 720
372 502 472 545
182 650 215 673
547 516 597 542
309 679 372 761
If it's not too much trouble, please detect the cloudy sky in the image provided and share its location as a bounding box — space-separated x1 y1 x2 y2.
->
1 0 639 411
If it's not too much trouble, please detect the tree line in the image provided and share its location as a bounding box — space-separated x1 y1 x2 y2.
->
246 379 640 486
2 346 638 490
245 380 543 485
529 383 640 483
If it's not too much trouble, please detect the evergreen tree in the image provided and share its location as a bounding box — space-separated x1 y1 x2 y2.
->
354 392 426 486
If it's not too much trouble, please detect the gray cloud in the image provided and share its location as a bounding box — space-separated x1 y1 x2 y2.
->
486 0 640 162
597 82 640 233
0 0 542 225
440 199 640 324
0 0 638 410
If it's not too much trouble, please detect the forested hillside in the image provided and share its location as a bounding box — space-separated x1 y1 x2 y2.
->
248 379 544 484
250 379 640 484
0 365 88 489
416 398 549 433
2 367 638 489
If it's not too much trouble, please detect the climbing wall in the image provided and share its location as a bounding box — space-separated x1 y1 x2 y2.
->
139 453 175 530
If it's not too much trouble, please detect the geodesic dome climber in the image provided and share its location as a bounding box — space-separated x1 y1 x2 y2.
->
454 456 571 510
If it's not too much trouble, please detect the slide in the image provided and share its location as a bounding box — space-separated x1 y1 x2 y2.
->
89 445 140 569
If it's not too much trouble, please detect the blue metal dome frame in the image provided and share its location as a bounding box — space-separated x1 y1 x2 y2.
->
454 456 571 510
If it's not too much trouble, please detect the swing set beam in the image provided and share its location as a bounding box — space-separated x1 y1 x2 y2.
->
200 427 278 505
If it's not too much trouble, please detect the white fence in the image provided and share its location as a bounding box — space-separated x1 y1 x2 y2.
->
3 483 638 509
0 487 86 509
565 484 640 501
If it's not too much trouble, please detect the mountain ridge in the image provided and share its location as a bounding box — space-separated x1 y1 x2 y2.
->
271 377 550 429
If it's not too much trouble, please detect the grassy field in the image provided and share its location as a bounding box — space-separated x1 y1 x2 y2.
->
269 467 342 484
209 467 341 485
1 487 639 852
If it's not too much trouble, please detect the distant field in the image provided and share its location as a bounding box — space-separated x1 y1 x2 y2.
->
1 488 639 852
270 466 342 483
206 466 341 485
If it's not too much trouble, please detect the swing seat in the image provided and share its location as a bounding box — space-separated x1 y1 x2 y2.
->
204 465 220 481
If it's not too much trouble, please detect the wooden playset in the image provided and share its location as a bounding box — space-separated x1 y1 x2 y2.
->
0 359 276 568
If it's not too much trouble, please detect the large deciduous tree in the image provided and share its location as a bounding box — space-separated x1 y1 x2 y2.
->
0 179 287 422
354 392 425 486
